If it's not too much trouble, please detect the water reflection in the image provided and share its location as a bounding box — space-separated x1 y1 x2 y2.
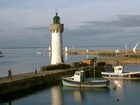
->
112 80 125 102
51 86 110 105
48 52 51 61
51 86 63 105
64 53 68 61
2 79 140 105
112 80 124 89
86 55 89 59
73 89 86 104
8 101 12 105
62 87 110 105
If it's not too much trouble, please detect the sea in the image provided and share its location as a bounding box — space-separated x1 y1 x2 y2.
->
0 46 140 105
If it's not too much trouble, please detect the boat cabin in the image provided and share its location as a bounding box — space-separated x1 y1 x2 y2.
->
114 66 124 73
72 70 85 82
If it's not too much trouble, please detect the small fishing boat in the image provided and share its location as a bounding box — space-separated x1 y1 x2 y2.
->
36 50 43 55
101 65 140 79
62 70 110 88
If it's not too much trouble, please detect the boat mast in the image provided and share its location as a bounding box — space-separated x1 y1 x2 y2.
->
94 61 95 79
92 57 97 79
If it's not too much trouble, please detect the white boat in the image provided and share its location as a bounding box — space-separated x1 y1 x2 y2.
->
132 42 139 53
36 50 42 55
101 65 140 79
62 70 110 88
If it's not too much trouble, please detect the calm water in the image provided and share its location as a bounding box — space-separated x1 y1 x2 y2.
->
3 80 140 105
0 48 140 105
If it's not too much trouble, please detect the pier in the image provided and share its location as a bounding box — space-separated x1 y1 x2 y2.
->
0 68 78 101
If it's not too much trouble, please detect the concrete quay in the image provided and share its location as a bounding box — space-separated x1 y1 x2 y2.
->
67 49 140 57
67 49 140 64
97 58 140 64
0 68 79 101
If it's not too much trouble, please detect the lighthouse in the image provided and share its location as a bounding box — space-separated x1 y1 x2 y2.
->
50 12 64 64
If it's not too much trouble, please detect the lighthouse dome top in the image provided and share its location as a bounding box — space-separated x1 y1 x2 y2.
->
53 12 60 24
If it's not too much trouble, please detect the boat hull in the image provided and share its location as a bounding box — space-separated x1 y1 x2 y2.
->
62 77 110 88
101 72 140 80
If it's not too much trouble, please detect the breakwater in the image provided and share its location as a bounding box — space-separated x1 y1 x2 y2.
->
67 49 140 64
67 49 140 57
97 58 140 64
0 68 79 102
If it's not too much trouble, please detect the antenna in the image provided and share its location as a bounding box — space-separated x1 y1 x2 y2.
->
55 9 58 15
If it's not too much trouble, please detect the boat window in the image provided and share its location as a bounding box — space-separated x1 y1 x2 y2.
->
76 73 79 75
118 68 122 70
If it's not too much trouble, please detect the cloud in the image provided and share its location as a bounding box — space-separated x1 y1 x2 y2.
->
62 15 140 46
0 0 40 9
114 15 140 27
64 28 122 37
64 15 140 37
0 29 5 32
26 26 49 32
85 15 140 28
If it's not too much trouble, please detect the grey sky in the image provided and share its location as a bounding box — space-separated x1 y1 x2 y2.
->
0 0 140 48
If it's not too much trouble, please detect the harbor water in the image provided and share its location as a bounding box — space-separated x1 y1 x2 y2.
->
0 47 140 105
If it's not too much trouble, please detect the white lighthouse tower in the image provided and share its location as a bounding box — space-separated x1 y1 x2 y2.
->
50 12 64 64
